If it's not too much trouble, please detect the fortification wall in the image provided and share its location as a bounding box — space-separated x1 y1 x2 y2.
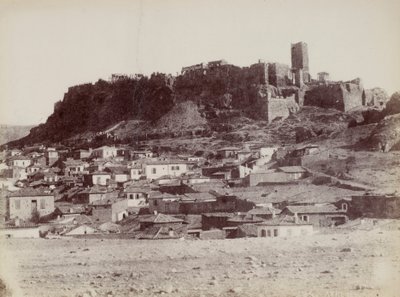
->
303 82 364 111
268 63 290 87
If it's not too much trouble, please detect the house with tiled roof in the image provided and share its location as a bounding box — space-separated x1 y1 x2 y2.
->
138 213 184 231
124 185 151 207
280 204 348 227
7 187 55 220
246 207 281 220
8 155 32 168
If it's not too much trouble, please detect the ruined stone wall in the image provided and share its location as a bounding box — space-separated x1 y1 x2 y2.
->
248 62 269 85
267 95 297 123
342 82 364 111
268 63 290 87
303 82 364 111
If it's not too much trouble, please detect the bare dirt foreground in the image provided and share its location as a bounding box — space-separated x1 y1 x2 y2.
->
1 222 400 297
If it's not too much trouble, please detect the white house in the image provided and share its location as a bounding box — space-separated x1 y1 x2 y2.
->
130 165 144 181
257 217 313 238
124 186 150 207
91 146 118 159
10 156 32 168
91 171 111 186
144 160 189 180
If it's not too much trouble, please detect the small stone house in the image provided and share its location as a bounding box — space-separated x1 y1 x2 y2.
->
91 146 118 159
8 187 55 220
144 160 189 180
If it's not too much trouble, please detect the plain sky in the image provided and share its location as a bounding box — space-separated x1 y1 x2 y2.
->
0 0 399 125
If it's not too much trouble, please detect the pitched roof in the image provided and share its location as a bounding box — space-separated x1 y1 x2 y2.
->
106 167 129 174
124 186 152 193
227 215 264 223
217 146 240 151
91 171 111 176
278 166 307 173
284 204 341 214
90 196 119 206
63 159 87 166
8 187 53 197
247 207 281 216
202 212 235 218
139 213 183 224
145 159 189 165
258 215 311 226
9 155 31 161
181 192 216 202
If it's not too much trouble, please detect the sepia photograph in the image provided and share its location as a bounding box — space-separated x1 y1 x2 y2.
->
0 0 400 296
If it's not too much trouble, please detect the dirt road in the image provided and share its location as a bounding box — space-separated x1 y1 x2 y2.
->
1 223 399 297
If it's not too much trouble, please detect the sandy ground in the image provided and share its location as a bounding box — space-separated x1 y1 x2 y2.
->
1 221 400 297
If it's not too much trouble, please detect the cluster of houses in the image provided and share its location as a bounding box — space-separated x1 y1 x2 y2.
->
0 143 399 239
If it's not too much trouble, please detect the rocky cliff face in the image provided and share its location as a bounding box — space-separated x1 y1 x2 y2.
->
15 64 302 145
25 74 175 143
366 113 400 152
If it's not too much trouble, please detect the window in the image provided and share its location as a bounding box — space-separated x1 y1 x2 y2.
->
273 229 278 237
267 230 271 237
154 200 158 206
40 199 46 209
129 194 134 199
341 203 348 212
301 215 309 222
14 200 20 209
261 230 267 237
152 168 156 174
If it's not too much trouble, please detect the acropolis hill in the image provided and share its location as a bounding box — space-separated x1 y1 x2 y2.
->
7 42 394 146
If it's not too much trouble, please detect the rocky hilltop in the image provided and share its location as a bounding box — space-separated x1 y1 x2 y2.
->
6 42 398 148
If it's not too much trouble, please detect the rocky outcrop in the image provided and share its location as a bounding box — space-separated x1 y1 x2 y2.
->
366 113 400 152
385 92 400 116
364 88 389 108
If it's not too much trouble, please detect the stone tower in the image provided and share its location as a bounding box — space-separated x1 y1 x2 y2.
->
291 42 310 85
291 42 309 72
